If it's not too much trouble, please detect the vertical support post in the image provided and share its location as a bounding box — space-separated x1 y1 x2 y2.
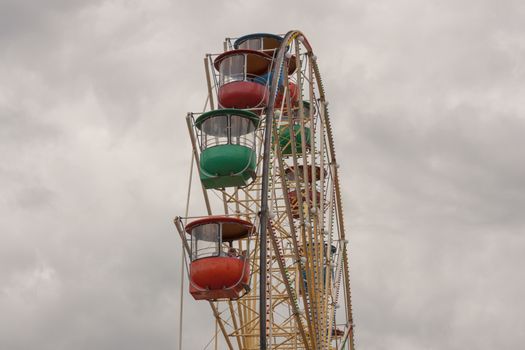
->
259 102 271 350
259 33 290 350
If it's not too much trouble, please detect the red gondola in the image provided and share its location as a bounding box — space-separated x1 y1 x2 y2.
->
214 50 272 109
185 216 253 300
288 189 322 219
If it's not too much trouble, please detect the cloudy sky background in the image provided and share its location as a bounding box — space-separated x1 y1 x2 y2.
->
1 0 525 349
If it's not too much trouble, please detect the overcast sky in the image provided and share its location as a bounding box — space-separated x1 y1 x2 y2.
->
1 0 525 349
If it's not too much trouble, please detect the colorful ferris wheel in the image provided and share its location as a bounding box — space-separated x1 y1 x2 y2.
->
174 30 356 350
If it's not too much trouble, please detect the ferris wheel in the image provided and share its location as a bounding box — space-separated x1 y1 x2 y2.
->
174 30 356 350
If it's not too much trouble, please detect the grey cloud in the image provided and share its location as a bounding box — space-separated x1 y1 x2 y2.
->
1 0 525 349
